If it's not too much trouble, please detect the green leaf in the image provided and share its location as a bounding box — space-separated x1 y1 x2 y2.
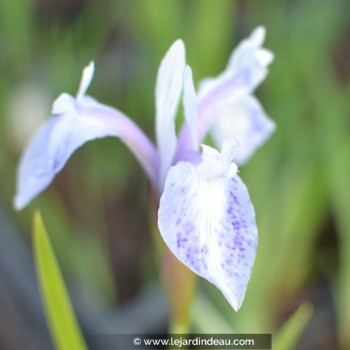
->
273 303 313 350
33 211 88 350
191 289 234 333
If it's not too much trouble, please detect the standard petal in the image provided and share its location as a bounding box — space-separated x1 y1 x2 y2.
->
14 95 159 210
226 26 273 86
155 40 186 186
198 26 273 101
211 94 275 164
175 27 274 162
158 142 258 311
183 66 198 150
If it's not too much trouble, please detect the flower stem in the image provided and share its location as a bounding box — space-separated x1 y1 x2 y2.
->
162 249 197 334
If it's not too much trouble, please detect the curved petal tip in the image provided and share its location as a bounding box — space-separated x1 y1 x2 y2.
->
158 142 258 310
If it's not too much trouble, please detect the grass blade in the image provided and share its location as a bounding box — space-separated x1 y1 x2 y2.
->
273 303 313 350
33 211 88 350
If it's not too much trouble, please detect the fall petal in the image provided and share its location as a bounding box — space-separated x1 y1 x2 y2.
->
158 142 258 310
14 64 158 209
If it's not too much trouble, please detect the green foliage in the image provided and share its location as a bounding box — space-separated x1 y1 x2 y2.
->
191 289 234 333
273 303 313 350
33 212 88 350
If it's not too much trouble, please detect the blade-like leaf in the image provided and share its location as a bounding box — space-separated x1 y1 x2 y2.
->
273 303 313 350
191 289 234 334
33 211 88 350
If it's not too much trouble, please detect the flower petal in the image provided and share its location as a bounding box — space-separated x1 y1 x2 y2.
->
52 93 76 115
198 26 273 101
183 65 198 150
155 40 186 187
211 94 275 164
158 141 258 311
14 65 159 210
196 139 238 178
226 26 273 88
175 27 274 162
14 113 112 210
77 61 94 99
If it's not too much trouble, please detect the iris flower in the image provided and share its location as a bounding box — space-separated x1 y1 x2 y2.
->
14 27 274 311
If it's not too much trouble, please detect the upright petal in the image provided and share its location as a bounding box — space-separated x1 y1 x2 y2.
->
182 66 198 150
211 94 275 164
225 26 273 91
198 26 274 101
175 27 274 162
155 40 186 187
76 61 94 99
14 65 159 210
158 141 258 311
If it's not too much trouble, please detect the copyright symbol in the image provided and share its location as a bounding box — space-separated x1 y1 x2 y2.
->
133 337 141 346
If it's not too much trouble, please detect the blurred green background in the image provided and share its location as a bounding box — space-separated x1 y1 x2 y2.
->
0 0 350 349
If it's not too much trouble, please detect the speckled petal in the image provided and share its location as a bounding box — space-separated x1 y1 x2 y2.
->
158 142 258 310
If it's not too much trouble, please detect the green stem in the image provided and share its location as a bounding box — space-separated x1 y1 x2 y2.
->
162 249 197 334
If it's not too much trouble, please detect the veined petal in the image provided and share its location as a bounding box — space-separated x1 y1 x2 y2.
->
175 26 274 162
211 94 275 164
158 141 258 311
155 40 186 187
183 66 198 150
14 65 159 210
